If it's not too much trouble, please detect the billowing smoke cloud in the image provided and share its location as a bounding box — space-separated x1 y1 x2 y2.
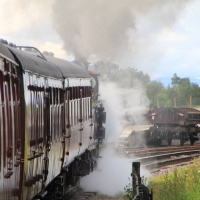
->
51 0 192 63
0 0 193 69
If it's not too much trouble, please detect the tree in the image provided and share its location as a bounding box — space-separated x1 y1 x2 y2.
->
93 61 200 108
93 60 150 88
171 73 181 86
93 60 119 79
146 81 165 108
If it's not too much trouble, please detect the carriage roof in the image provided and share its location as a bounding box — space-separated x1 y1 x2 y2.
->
45 55 90 79
0 42 90 80
0 42 18 65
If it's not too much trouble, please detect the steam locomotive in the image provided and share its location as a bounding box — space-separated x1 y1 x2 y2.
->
0 39 106 200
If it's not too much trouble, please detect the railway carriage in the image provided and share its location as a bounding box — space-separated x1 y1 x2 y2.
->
0 40 106 200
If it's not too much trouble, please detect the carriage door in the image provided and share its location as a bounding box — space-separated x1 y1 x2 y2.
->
0 58 21 200
24 75 47 198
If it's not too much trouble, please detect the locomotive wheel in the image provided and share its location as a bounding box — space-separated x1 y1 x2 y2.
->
180 133 184 146
157 138 161 146
168 139 172 146
190 137 195 146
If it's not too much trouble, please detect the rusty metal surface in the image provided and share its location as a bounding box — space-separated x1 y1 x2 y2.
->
121 125 151 138
148 107 200 125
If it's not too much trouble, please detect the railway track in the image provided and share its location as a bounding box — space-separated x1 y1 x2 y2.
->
71 192 97 200
65 142 200 199
116 142 200 174
63 187 97 200
118 144 200 157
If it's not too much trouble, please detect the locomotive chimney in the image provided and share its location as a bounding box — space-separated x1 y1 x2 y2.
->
73 57 90 70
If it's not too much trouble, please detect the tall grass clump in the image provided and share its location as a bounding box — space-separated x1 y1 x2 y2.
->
148 157 200 200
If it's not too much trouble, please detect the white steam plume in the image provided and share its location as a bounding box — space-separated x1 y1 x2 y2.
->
99 82 149 139
80 146 135 196
80 81 150 195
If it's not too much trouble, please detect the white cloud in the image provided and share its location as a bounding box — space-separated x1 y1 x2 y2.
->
0 0 70 59
31 41 68 59
188 48 200 57
155 28 188 43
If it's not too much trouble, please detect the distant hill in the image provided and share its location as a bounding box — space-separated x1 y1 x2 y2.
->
154 77 200 87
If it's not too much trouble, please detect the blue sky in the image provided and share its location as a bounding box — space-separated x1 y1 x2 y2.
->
152 0 200 80
129 0 200 81
0 0 200 84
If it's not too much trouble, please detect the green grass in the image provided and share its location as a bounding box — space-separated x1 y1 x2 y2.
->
148 158 200 200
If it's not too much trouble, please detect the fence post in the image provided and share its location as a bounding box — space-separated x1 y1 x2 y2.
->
190 95 192 107
174 97 176 107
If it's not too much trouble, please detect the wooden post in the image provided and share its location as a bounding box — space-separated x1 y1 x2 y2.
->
190 95 192 107
174 97 176 107
157 99 159 108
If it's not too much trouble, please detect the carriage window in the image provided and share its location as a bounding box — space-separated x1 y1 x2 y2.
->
86 98 88 120
74 100 77 125
82 98 84 121
71 101 74 127
73 100 76 126
66 90 69 127
0 97 1 172
65 87 91 126
0 73 2 172
88 97 90 119
77 99 80 124
69 101 71 127
65 100 68 128
60 105 63 138
83 98 85 121
50 105 53 142
0 58 3 71
89 97 91 118
85 98 87 120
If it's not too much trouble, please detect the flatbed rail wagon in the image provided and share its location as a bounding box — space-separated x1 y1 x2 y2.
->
147 107 200 146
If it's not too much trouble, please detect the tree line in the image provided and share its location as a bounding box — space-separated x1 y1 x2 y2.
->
93 60 200 108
